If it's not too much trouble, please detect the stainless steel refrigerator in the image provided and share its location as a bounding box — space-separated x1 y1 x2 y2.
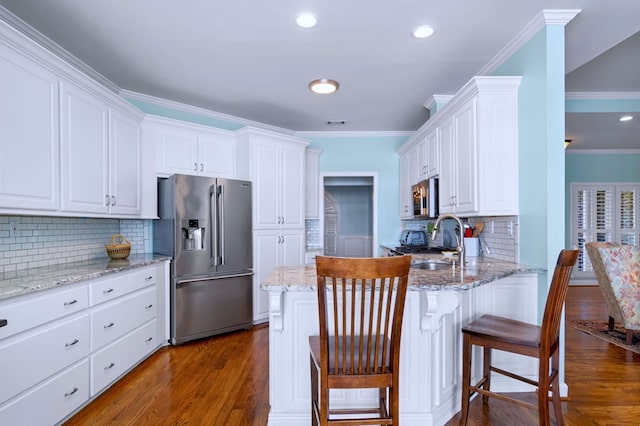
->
154 174 253 345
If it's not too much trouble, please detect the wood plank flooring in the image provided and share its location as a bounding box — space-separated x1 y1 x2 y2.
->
64 286 640 426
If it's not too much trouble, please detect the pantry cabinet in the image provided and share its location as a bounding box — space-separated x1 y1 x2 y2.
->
0 42 60 212
152 116 236 179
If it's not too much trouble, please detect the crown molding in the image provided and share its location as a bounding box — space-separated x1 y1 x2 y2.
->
0 5 119 94
478 9 581 76
296 130 413 138
423 95 454 112
121 89 296 135
566 92 640 100
566 149 640 155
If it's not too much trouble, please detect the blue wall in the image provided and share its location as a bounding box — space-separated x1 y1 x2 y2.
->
305 135 409 246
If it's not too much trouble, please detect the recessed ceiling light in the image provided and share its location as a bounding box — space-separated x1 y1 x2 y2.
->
620 115 634 122
309 79 339 94
295 12 317 29
412 25 435 39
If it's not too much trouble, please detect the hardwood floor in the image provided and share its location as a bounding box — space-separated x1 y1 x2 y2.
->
64 286 640 426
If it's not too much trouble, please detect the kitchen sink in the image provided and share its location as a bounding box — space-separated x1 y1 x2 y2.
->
412 260 453 271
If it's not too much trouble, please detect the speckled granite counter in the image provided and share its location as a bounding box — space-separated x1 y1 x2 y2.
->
0 254 171 301
261 254 544 292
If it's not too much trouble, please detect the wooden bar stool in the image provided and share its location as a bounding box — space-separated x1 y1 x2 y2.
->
309 255 411 425
460 249 578 426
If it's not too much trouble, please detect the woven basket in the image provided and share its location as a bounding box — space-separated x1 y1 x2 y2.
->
106 234 131 260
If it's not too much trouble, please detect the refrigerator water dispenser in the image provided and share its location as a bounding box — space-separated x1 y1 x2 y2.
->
183 219 205 250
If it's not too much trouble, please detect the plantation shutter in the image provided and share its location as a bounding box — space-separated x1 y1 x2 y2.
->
571 183 640 280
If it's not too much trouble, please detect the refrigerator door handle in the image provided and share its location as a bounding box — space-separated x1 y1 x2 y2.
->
210 185 219 267
219 184 225 265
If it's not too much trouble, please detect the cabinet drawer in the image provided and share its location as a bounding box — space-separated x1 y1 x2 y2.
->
0 285 88 340
90 266 157 306
0 314 90 404
91 286 157 351
0 359 89 426
91 319 158 395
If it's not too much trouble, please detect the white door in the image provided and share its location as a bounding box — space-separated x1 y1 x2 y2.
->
252 140 280 228
156 126 199 176
438 117 455 214
253 231 279 322
60 82 109 214
454 99 477 213
280 144 305 228
109 109 141 215
198 133 235 178
0 45 60 211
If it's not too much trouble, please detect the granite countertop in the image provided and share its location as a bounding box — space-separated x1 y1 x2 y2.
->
0 254 171 302
261 254 545 292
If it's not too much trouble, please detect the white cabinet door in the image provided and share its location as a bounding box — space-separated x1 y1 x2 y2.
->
280 143 305 228
253 229 304 322
438 117 455 214
252 138 305 229
305 147 322 219
109 108 141 215
399 152 412 219
438 99 477 215
156 125 199 175
60 82 109 214
425 128 439 178
198 133 235 178
453 99 478 214
0 44 60 211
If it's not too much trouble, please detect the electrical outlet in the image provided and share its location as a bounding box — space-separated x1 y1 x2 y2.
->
9 218 19 238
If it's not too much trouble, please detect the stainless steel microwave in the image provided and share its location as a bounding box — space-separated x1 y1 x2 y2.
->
412 178 439 218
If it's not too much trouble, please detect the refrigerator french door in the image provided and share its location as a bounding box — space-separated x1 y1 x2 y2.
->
154 174 253 345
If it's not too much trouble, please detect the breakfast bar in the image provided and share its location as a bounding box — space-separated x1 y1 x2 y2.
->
262 255 544 426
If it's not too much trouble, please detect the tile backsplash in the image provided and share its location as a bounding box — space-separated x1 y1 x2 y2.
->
0 215 152 274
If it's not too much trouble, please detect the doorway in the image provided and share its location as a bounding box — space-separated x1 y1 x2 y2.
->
320 173 377 257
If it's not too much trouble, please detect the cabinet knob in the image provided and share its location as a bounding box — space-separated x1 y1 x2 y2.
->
194 162 198 171
111 195 116 206
64 387 79 397
0 319 7 328
145 304 153 310
103 288 114 295
200 163 204 172
145 337 153 343
104 322 115 329
64 299 78 306
105 362 115 371
145 276 153 281
105 195 110 206
65 338 79 348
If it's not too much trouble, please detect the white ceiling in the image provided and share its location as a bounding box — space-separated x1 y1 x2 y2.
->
0 0 638 149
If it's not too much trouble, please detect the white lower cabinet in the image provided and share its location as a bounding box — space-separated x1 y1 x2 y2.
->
0 360 89 426
253 229 304 322
91 320 157 395
0 262 168 424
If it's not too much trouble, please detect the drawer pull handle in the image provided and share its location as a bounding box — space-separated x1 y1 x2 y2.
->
105 362 115 371
0 319 7 328
103 288 114 295
64 299 78 306
145 276 153 281
145 304 153 310
145 337 153 343
104 322 115 329
64 387 79 397
65 339 79 347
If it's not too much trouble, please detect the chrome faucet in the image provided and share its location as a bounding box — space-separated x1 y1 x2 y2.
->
430 213 465 266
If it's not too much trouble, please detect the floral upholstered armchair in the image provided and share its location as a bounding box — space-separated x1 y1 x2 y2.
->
586 242 640 344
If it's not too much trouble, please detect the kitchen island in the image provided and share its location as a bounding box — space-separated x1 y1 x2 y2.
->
262 255 545 426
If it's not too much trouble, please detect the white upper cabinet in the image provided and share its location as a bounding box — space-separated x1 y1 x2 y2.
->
236 128 308 230
153 117 235 178
398 151 412 219
0 43 60 212
305 147 322 219
60 82 110 214
60 82 142 216
398 76 521 217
